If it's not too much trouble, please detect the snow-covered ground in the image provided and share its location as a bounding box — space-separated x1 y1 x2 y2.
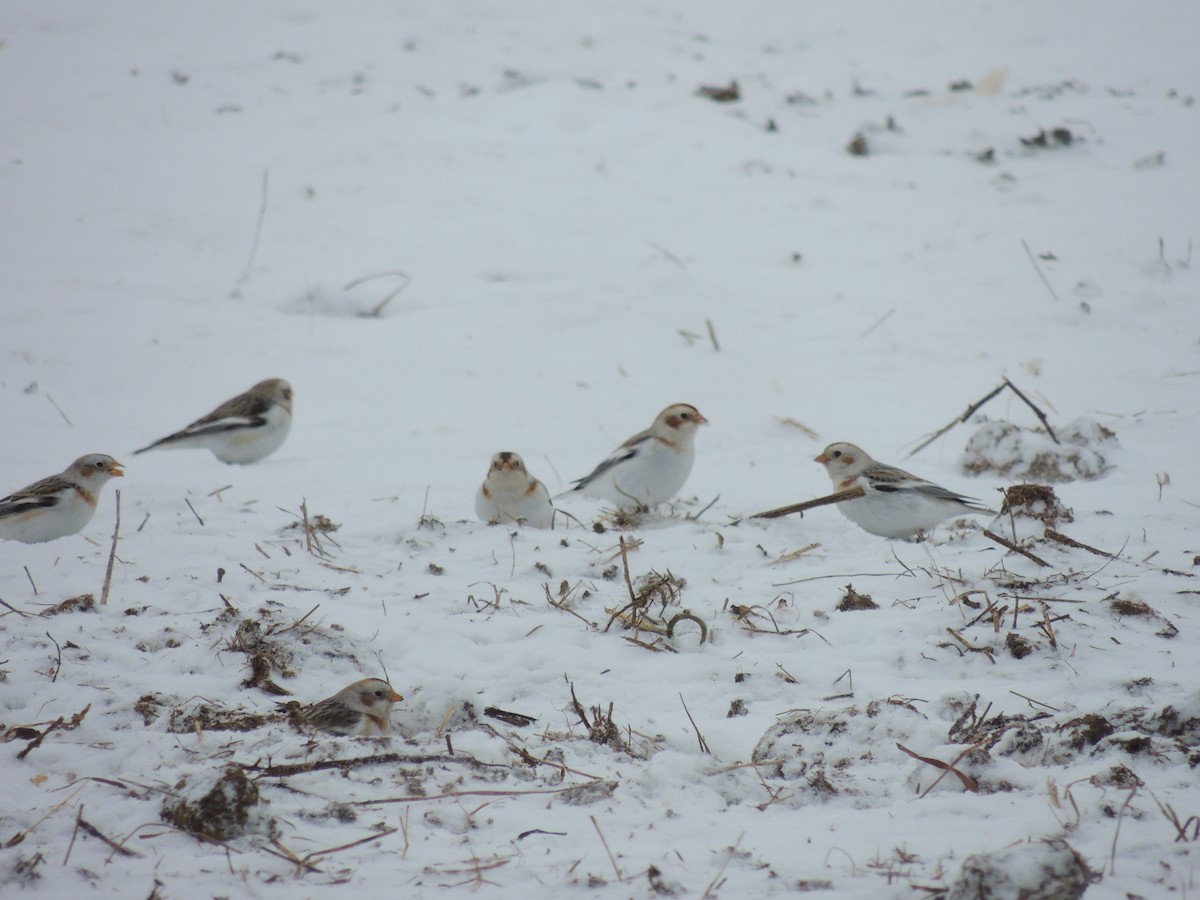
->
2 1 1198 896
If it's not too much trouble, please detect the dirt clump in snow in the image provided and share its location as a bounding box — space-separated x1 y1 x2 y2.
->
836 584 878 611
162 765 265 842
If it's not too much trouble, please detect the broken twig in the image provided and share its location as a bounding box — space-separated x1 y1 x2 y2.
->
745 486 865 522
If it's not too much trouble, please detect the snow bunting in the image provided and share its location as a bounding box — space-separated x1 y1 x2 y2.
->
0 454 125 543
133 378 293 464
298 678 403 737
815 442 993 539
476 452 555 528
566 403 708 510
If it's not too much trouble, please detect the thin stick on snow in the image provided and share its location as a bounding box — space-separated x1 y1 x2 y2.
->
907 382 1007 458
679 694 710 754
344 270 412 318
860 306 895 337
983 530 1050 567
184 496 204 527
1001 377 1059 444
0 598 33 618
1020 238 1060 302
99 490 122 605
76 807 140 859
897 741 982 796
590 815 623 880
907 377 1058 458
742 486 865 522
1109 785 1138 875
701 833 744 899
648 240 686 268
45 632 63 682
24 566 39 595
1044 529 1114 558
705 318 721 351
236 169 269 284
45 393 74 427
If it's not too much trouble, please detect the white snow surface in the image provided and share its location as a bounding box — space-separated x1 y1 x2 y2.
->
2 1 1199 897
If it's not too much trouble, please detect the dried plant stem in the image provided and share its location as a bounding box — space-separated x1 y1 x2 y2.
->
99 490 121 605
897 741 983 795
590 815 623 880
666 611 708 644
0 598 32 618
45 393 74 427
983 530 1050 567
17 704 91 761
705 318 720 351
1001 377 1059 443
75 807 139 858
908 377 1058 458
344 270 412 318
701 833 743 899
679 694 710 754
236 169 269 284
24 566 39 595
1044 529 1114 558
184 496 204 526
251 752 510 778
1021 237 1060 302
747 486 865 521
1109 785 1138 875
352 785 583 807
907 383 1007 458
860 306 896 337
45 632 62 682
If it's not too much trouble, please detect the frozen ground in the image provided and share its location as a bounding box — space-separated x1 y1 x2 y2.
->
2 1 1198 896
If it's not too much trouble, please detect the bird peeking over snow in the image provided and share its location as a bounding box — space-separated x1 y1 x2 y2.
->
289 678 404 737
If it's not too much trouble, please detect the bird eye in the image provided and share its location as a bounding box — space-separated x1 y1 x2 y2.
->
833 450 842 458
374 690 384 698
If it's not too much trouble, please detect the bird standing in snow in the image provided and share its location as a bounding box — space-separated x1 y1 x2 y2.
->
0 454 125 543
475 451 555 528
133 378 293 464
565 403 708 511
814 442 993 539
294 678 403 737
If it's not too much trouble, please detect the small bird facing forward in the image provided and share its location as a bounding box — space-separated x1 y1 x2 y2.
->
566 403 707 511
0 454 125 543
815 442 992 539
134 378 292 464
296 678 403 737
476 452 555 528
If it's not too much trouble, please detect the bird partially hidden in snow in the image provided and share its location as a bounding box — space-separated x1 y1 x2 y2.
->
814 441 993 539
286 678 403 737
475 451 555 528
134 378 293 464
0 454 125 543
564 403 708 511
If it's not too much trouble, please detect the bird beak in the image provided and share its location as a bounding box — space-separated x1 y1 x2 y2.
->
390 690 403 702
111 462 126 477
695 413 709 425
814 453 828 464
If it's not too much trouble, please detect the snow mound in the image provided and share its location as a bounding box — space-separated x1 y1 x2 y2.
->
962 418 1117 482
947 838 1094 900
